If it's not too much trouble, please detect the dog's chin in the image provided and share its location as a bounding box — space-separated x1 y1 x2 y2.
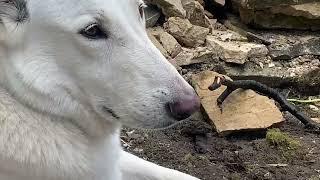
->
96 104 188 130
126 116 187 131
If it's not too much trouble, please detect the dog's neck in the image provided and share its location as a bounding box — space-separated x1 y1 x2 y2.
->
0 57 120 138
0 85 122 179
0 58 123 178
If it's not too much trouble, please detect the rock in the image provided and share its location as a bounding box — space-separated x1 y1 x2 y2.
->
196 0 205 6
158 32 182 58
211 0 225 6
205 10 214 19
213 21 228 31
133 148 144 153
211 29 247 42
147 30 169 58
182 0 205 6
268 62 275 68
147 27 182 58
147 26 166 36
312 118 320 123
206 35 268 64
239 0 318 10
146 0 186 18
183 0 211 28
271 2 320 19
174 47 217 66
223 15 273 45
209 18 218 28
223 14 250 37
309 105 319 112
269 36 320 60
192 71 284 136
164 17 210 47
239 1 320 31
220 57 320 95
145 5 161 27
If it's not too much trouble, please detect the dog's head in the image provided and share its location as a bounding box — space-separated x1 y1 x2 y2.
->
0 0 200 129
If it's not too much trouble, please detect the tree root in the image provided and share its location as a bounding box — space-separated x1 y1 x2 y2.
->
208 76 320 134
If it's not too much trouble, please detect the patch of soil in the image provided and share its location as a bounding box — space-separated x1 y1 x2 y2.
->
122 111 320 180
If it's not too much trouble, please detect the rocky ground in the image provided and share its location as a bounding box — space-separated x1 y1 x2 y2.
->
124 0 320 179
122 113 320 180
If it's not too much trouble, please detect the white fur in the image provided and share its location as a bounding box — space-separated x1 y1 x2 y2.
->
0 0 200 179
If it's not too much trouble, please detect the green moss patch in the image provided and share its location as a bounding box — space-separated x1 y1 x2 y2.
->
266 128 302 160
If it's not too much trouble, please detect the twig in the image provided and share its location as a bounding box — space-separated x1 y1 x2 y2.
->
120 138 131 148
266 163 288 167
287 99 320 104
208 77 320 133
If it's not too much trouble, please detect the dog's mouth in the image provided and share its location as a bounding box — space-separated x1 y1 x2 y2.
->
96 92 200 129
165 103 191 121
101 106 121 120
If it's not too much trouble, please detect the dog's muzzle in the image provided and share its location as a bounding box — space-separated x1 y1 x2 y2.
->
167 91 200 120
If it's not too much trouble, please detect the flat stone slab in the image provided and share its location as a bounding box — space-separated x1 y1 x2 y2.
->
206 35 268 64
192 71 284 136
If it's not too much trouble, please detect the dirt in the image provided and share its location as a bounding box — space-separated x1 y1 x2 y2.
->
122 104 320 180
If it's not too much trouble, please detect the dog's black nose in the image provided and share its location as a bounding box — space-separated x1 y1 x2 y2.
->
168 92 200 120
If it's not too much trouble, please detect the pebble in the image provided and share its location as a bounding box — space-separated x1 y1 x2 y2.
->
259 62 264 69
182 69 188 75
133 148 144 153
268 63 275 68
312 118 320 123
309 105 319 112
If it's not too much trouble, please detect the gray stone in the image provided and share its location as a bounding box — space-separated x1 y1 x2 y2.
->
147 29 169 58
210 0 225 6
206 35 268 64
174 47 217 66
147 27 182 58
145 5 161 27
204 10 214 19
239 0 317 9
269 37 320 60
239 1 320 30
145 0 186 18
183 0 211 28
211 29 247 42
158 32 182 58
164 17 210 47
220 58 320 95
309 105 319 112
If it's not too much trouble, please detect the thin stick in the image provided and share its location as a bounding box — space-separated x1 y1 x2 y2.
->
287 99 320 104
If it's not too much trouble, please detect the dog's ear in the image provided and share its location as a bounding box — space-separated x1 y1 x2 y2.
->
0 0 29 26
0 0 29 43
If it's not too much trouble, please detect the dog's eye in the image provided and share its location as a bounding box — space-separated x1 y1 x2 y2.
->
139 4 146 19
80 24 106 39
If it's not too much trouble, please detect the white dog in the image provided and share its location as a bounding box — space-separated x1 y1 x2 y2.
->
0 0 201 179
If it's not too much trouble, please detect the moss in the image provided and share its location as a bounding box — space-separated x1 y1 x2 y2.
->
266 128 302 160
229 173 242 180
183 153 210 168
308 175 320 180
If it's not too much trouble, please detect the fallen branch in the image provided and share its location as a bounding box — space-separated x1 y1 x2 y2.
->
208 77 320 133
